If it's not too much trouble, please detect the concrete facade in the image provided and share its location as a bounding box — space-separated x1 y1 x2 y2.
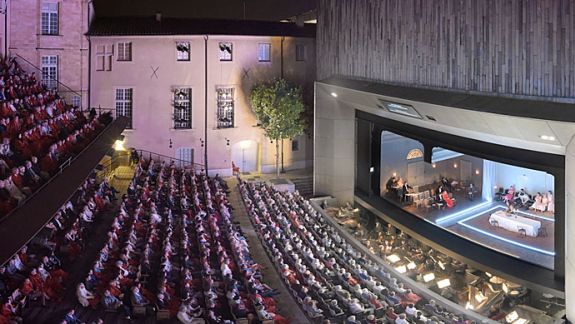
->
89 34 315 175
5 0 92 108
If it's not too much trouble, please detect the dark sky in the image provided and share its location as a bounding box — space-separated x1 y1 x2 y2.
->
93 0 317 21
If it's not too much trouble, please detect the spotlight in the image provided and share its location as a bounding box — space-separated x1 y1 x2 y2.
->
453 163 458 168
432 163 436 168
475 169 480 175
330 92 338 98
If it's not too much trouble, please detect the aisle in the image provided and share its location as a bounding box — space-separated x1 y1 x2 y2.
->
226 177 310 324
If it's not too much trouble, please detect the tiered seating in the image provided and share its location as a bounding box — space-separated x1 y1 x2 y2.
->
0 56 111 217
80 159 283 323
0 171 114 323
240 180 474 324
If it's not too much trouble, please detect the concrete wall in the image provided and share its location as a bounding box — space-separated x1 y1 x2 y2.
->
90 35 315 175
565 137 575 321
313 84 355 203
317 0 575 101
7 0 90 108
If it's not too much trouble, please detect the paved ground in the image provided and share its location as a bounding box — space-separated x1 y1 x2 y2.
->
226 177 310 324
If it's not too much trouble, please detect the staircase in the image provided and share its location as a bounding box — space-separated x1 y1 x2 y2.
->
291 176 313 198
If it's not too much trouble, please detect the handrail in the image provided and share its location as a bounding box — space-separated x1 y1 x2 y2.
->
11 53 83 100
135 149 205 170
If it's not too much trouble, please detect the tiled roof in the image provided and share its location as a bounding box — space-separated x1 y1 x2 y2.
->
87 17 316 38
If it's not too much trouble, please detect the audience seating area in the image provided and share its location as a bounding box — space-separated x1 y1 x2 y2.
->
240 180 477 324
0 170 116 324
77 159 284 323
0 56 111 217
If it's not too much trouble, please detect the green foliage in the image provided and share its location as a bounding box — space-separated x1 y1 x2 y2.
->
249 78 306 141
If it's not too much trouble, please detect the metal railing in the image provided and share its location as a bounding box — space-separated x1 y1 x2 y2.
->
136 149 205 172
11 53 84 110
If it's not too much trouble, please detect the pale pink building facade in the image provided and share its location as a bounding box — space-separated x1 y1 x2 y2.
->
3 0 93 108
87 17 315 175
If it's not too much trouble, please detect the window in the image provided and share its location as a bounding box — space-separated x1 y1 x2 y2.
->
219 42 233 61
296 44 306 61
117 42 132 61
41 55 58 90
176 147 193 168
216 87 234 128
173 88 191 129
41 2 59 35
258 43 271 62
176 42 190 61
96 44 113 71
115 88 133 129
292 139 299 152
71 95 81 108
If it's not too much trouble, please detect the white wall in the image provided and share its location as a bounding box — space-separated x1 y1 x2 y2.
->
90 34 315 173
492 162 554 195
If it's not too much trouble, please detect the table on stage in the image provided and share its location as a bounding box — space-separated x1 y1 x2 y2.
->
489 210 541 237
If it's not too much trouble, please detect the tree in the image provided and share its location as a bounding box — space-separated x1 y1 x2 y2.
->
250 78 306 177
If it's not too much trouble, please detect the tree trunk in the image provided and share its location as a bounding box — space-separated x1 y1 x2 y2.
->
276 139 280 178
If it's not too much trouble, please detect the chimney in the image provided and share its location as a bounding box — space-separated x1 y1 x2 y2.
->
155 12 162 23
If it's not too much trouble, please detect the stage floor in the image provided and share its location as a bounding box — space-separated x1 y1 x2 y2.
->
446 204 555 269
381 191 555 269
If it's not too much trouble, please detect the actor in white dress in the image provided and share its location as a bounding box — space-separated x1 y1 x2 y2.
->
546 191 554 213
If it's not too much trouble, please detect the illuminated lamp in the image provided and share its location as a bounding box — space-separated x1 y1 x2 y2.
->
330 92 338 98
437 279 451 289
475 292 487 303
114 139 125 151
395 265 407 274
423 273 435 283
437 261 445 270
475 169 480 175
505 311 519 323
386 254 401 264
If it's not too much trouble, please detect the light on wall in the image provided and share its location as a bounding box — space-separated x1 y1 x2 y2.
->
114 140 125 151
475 169 480 175
453 163 458 168
539 135 556 141
330 92 338 98
432 163 436 168
392 172 397 177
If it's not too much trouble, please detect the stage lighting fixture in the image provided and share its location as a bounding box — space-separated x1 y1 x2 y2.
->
423 273 435 282
437 279 451 289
